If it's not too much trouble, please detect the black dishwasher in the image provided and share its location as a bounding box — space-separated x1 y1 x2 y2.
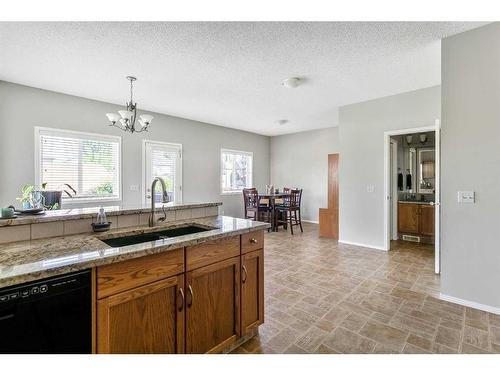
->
0 270 92 353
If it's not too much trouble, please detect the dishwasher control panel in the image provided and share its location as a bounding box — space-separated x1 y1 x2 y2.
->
0 284 48 303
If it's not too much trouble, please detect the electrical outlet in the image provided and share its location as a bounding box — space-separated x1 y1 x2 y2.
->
458 191 475 203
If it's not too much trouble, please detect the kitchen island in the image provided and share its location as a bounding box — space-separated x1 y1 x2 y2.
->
0 203 269 354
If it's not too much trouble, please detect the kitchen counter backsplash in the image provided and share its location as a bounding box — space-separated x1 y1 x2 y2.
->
0 202 221 244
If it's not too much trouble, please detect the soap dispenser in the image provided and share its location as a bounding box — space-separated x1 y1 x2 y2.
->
97 206 107 224
92 206 111 232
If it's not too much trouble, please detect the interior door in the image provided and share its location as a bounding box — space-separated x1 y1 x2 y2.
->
185 257 240 354
143 141 182 204
390 140 399 240
434 121 441 274
97 275 185 354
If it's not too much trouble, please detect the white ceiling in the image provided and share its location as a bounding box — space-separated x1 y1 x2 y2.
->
0 22 488 136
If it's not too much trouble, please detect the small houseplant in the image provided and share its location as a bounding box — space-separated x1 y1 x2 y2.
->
16 184 35 209
40 183 77 210
16 183 77 211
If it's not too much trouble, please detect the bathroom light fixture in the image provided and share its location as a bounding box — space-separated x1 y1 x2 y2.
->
281 77 301 88
106 76 154 133
406 135 413 145
420 134 428 144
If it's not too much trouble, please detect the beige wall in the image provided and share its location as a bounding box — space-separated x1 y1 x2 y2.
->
0 81 270 218
338 86 441 249
441 22 500 310
270 127 340 222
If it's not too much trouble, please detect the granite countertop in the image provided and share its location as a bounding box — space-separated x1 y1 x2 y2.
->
0 215 269 288
398 201 434 205
0 201 222 227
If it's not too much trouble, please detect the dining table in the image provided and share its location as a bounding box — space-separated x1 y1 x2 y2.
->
259 192 291 231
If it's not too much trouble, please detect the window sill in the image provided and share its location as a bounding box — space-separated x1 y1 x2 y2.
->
220 191 244 196
62 197 122 205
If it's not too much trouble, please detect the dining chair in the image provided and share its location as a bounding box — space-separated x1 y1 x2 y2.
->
275 188 303 235
243 188 272 228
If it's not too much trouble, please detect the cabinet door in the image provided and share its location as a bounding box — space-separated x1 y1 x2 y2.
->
97 275 185 354
241 249 264 336
398 203 419 234
185 256 240 354
419 205 435 236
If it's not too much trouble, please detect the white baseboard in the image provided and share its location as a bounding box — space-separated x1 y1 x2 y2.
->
439 293 500 315
302 219 319 224
338 240 388 252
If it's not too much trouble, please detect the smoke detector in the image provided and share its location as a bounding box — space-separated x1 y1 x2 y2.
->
281 77 301 88
276 119 289 126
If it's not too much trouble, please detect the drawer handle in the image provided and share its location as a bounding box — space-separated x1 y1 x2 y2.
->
177 288 185 312
187 285 194 308
242 265 248 284
249 238 258 244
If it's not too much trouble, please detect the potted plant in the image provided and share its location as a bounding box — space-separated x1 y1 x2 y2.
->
41 183 77 210
16 184 35 209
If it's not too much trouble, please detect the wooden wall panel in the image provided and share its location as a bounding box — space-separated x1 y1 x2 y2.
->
319 154 339 239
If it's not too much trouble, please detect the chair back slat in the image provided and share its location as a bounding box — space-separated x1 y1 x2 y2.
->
243 188 259 209
289 189 302 209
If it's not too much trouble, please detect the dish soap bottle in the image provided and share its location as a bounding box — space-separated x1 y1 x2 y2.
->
96 206 107 224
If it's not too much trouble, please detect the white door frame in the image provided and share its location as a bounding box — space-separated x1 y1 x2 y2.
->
142 140 183 204
390 138 399 241
383 120 441 274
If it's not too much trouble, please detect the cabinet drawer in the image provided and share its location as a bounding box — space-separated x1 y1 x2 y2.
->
241 230 264 254
97 249 184 299
186 236 240 271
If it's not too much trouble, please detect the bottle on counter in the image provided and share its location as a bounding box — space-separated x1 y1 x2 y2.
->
96 206 107 225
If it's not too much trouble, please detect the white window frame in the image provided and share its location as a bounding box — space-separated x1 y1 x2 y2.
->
220 148 253 195
142 140 183 204
34 126 122 205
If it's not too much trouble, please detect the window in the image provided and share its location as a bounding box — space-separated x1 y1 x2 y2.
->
35 127 121 203
143 141 182 204
220 149 253 194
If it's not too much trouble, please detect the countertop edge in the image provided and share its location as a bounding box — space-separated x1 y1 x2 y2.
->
0 218 269 289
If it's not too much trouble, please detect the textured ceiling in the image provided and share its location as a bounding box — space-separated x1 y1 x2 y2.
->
0 22 488 136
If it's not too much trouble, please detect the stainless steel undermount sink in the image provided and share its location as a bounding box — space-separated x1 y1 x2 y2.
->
102 225 212 248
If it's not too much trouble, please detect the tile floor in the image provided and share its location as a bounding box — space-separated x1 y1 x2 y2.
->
231 223 500 354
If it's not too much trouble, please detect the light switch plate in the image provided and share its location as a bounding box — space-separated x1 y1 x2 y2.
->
366 185 375 193
458 191 475 203
129 185 139 191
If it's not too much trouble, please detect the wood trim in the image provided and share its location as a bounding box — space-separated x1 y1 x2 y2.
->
319 208 338 239
241 230 264 254
319 154 339 238
97 248 184 299
186 236 240 271
328 154 339 210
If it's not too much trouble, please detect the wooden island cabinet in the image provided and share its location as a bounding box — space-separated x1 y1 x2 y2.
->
95 230 264 354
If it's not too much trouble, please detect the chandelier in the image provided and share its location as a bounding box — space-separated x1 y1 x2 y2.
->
106 76 154 133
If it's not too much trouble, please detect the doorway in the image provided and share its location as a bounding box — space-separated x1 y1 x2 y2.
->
142 140 183 204
384 121 441 274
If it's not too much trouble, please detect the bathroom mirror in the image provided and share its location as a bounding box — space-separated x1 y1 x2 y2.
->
417 148 435 194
